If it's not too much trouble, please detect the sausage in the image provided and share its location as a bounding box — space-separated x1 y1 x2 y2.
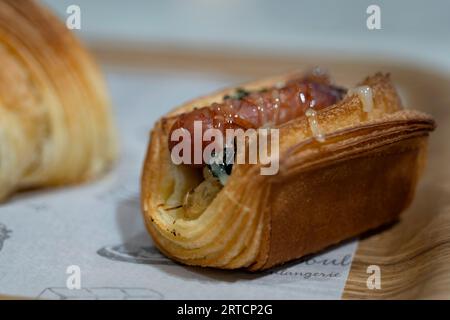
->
168 73 346 166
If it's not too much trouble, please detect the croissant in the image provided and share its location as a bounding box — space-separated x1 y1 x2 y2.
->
141 71 435 270
0 0 117 200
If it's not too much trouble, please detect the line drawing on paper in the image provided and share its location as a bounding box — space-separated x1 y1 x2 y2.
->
0 223 12 251
37 287 164 300
97 243 175 266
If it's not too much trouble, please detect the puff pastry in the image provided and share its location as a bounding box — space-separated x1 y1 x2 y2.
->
141 71 435 270
0 0 117 200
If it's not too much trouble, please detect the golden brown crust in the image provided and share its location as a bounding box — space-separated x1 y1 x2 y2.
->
0 0 117 200
141 71 435 270
257 136 428 270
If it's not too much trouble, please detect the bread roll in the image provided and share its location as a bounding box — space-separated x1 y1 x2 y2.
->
0 0 117 200
141 72 435 271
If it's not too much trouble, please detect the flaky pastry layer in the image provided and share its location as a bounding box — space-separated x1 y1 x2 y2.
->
0 0 117 200
141 72 435 270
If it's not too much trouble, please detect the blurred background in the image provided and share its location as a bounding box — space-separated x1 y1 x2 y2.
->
40 0 450 135
42 0 450 74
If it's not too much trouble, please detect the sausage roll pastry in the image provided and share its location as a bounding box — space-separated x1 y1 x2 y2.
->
141 70 435 270
0 0 117 200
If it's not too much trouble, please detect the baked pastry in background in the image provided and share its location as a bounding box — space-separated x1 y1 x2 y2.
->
141 71 435 270
0 0 117 200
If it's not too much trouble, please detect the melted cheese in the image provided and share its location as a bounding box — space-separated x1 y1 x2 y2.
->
305 108 325 142
348 86 374 113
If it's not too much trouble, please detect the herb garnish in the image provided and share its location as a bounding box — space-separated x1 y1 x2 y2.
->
223 87 251 100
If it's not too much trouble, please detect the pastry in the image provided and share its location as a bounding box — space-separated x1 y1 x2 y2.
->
0 0 117 200
141 70 435 270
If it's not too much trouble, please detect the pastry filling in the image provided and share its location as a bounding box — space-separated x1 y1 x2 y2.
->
167 71 352 218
